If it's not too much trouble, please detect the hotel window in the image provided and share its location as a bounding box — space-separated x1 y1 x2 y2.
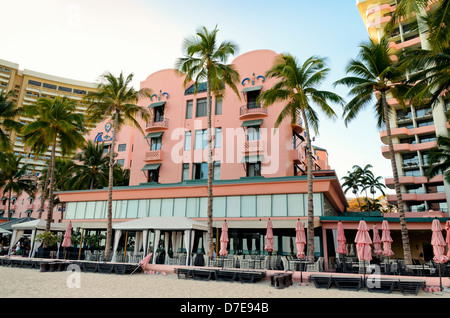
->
184 131 191 151
215 97 222 115
147 168 159 183
118 144 126 152
416 118 434 127
73 89 87 95
247 126 260 141
186 100 193 119
150 137 162 150
404 169 421 177
215 128 222 148
213 161 220 180
195 129 207 149
58 86 72 93
154 105 164 122
419 134 436 143
182 163 190 181
28 80 42 87
247 162 261 177
116 159 124 167
193 162 207 180
247 90 260 109
196 98 207 117
103 144 111 154
43 83 57 90
397 122 414 129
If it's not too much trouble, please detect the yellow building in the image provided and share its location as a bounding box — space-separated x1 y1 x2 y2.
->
356 0 450 213
0 58 97 175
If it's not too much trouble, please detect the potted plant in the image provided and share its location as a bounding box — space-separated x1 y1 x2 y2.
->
35 232 60 258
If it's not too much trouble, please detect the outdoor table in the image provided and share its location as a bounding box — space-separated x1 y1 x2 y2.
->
406 264 436 276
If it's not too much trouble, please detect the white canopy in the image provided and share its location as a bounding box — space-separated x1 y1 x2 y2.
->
9 220 67 257
111 217 208 265
113 217 208 231
11 219 67 231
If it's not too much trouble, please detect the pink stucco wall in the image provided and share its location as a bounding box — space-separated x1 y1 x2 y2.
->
129 49 327 186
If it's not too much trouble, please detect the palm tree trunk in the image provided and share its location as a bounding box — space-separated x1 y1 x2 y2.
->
382 91 412 265
206 71 214 259
104 110 119 261
45 136 58 236
353 189 363 212
301 109 315 263
7 189 12 222
38 167 50 219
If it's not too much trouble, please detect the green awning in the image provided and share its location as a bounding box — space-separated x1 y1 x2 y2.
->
242 85 262 93
241 119 263 127
141 163 161 171
25 209 33 213
145 132 164 139
241 155 263 163
148 101 166 108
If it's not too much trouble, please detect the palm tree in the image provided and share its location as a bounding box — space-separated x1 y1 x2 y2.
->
428 135 450 183
22 97 86 234
363 174 387 200
334 37 413 264
0 90 22 151
342 170 364 211
84 72 152 261
398 46 450 109
0 152 36 221
352 164 375 198
384 0 450 52
71 140 110 190
175 25 240 259
257 54 343 262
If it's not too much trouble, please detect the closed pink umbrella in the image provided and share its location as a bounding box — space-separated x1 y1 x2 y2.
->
62 221 72 248
296 220 307 283
337 221 347 255
295 220 306 259
372 224 383 256
381 220 394 257
219 221 229 256
61 221 72 259
355 220 372 285
432 218 449 291
265 219 274 253
445 220 450 257
219 221 229 269
131 252 153 275
265 219 274 270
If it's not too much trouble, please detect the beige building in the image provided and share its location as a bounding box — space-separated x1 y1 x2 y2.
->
356 0 450 213
0 58 98 176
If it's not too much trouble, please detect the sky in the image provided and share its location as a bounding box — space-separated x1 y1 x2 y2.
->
0 0 394 197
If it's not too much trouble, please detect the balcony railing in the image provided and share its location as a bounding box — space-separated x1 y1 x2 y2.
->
243 140 263 153
144 150 162 161
240 104 267 117
146 118 169 130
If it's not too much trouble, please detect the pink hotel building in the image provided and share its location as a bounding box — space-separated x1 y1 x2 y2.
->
57 49 349 258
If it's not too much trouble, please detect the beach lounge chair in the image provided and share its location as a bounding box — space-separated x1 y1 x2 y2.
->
83 262 98 273
215 269 238 282
397 279 425 296
332 275 362 291
98 263 114 274
238 271 264 284
366 278 396 294
309 274 332 289
175 267 192 279
192 268 215 281
113 263 128 275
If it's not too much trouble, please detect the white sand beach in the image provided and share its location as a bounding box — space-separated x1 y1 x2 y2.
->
1 266 449 299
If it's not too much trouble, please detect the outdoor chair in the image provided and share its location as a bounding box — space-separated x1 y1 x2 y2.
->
332 276 362 291
309 274 332 289
98 263 114 274
83 262 98 273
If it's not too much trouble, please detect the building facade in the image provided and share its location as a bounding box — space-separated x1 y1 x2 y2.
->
0 59 135 221
356 0 450 213
56 49 349 259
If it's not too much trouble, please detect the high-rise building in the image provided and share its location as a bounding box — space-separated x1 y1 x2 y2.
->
0 59 134 220
356 0 450 213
